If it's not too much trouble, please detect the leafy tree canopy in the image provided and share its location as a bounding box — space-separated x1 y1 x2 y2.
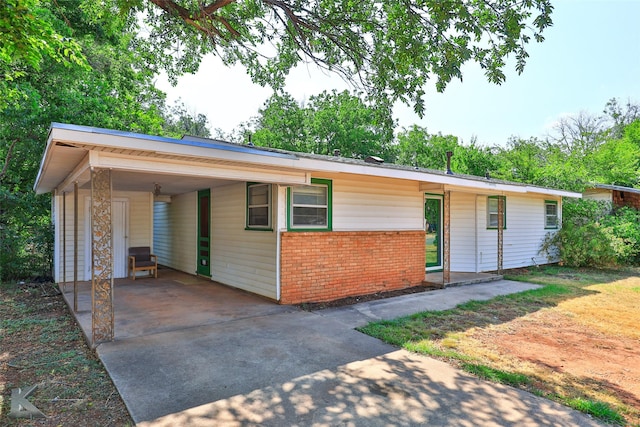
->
247 90 396 160
0 0 87 108
106 0 553 116
0 0 204 280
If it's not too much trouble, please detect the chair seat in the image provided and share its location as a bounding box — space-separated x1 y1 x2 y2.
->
128 246 158 280
134 260 156 268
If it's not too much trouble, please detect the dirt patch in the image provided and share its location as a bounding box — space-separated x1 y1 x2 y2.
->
0 282 132 426
297 284 439 311
474 309 640 416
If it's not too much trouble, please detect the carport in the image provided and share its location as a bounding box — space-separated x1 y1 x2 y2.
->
61 268 295 343
35 123 308 345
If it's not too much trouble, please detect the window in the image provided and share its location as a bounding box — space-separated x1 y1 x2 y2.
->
246 183 271 230
487 196 506 229
545 200 558 229
288 178 332 230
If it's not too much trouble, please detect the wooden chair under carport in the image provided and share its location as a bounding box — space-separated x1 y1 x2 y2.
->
128 246 158 280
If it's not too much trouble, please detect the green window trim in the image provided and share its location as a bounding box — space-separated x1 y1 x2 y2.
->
487 196 507 229
246 183 273 231
287 178 333 231
544 200 559 229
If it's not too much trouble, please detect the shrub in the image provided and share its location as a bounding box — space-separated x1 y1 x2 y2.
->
602 207 640 264
540 199 640 267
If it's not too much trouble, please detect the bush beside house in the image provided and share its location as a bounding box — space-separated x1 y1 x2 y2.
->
541 199 640 267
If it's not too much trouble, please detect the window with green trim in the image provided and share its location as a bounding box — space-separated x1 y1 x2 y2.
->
246 183 272 230
545 200 558 229
288 178 332 230
487 196 506 229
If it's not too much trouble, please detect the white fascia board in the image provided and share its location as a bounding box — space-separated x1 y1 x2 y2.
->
293 157 580 197
93 152 309 185
45 125 581 199
293 157 531 193
33 129 59 193
48 126 300 169
523 187 582 198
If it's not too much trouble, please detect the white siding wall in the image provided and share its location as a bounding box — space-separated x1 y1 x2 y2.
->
583 189 613 202
477 194 560 272
450 192 477 272
324 173 424 231
153 191 197 274
126 191 153 248
153 201 170 266
54 190 152 282
211 182 277 299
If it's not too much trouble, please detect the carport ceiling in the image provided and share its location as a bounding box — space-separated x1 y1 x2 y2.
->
77 170 233 195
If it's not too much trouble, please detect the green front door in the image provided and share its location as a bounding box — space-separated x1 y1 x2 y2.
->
425 195 442 270
197 189 211 277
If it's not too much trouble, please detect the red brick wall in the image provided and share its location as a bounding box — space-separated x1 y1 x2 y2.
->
280 230 425 304
613 191 640 210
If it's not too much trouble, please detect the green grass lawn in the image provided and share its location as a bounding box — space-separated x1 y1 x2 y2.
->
359 266 640 426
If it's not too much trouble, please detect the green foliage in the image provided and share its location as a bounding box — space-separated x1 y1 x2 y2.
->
395 125 459 170
540 199 640 268
107 0 554 115
0 0 87 108
461 363 531 388
563 398 625 426
601 207 640 264
394 125 499 176
160 99 211 138
249 90 396 160
0 0 182 280
590 128 640 187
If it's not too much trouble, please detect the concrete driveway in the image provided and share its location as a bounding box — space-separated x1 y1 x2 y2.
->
67 274 602 426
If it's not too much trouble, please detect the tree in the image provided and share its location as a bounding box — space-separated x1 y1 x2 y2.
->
590 120 640 187
249 90 396 160
251 93 309 152
494 137 546 183
108 0 553 115
304 90 395 159
603 98 640 139
395 125 460 171
0 0 175 280
0 0 86 108
161 99 212 138
455 138 502 178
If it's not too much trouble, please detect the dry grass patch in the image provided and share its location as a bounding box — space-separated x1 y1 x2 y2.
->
360 266 640 426
557 276 640 340
0 281 133 426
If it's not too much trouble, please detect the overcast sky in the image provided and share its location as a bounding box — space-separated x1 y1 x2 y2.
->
155 0 640 147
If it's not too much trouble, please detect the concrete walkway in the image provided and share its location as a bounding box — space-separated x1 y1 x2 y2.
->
89 279 602 426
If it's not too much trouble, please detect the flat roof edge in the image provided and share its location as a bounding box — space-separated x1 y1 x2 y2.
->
49 123 298 160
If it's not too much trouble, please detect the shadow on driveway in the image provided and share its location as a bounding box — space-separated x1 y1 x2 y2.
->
66 274 601 426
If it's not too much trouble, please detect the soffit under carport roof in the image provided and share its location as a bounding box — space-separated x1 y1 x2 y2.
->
35 125 306 194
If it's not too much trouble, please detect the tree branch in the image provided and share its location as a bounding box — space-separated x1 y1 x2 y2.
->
202 0 237 16
0 139 18 184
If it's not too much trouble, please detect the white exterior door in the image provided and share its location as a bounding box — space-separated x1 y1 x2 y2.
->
85 198 129 280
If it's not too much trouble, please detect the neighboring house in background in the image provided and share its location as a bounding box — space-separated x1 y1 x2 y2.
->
583 184 640 210
34 123 580 343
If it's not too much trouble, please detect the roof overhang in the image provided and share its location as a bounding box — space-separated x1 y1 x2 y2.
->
34 123 582 200
34 123 309 195
587 184 640 195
